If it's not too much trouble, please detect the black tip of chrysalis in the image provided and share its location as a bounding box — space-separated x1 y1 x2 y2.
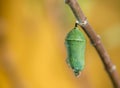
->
74 70 81 77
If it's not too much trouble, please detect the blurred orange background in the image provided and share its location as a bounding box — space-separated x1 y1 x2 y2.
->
0 0 120 88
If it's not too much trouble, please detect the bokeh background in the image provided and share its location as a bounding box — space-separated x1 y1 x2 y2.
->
0 0 120 88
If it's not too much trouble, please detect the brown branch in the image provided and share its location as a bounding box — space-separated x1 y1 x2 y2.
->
65 0 120 88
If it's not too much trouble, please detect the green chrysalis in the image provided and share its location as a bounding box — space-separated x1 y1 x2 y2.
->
65 27 86 77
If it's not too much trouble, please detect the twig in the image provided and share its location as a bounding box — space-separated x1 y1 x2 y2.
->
65 0 120 88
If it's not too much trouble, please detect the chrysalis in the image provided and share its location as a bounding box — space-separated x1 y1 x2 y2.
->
65 27 86 77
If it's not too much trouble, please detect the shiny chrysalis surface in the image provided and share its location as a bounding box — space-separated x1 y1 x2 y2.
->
65 27 86 77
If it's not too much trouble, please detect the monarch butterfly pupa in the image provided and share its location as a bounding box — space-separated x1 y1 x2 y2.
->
65 27 86 77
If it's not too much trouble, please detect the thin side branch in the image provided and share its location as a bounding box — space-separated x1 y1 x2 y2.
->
65 0 120 88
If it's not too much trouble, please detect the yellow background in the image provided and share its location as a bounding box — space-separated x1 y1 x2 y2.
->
0 0 120 88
